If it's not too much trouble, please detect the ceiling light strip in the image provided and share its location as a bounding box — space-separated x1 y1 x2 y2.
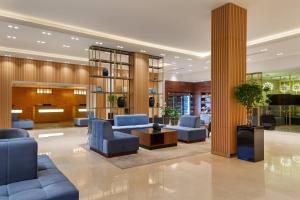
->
0 9 209 58
0 46 87 62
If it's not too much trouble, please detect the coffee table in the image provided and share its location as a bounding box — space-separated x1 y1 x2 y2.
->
131 128 177 150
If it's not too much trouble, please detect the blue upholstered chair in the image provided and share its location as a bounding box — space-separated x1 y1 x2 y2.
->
0 128 79 200
74 118 89 127
166 115 207 143
11 113 34 129
113 114 164 134
89 119 139 157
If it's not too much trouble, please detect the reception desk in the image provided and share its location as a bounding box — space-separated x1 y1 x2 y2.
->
72 105 87 118
33 105 65 123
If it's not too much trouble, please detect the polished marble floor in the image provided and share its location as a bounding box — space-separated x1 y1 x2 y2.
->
29 128 300 200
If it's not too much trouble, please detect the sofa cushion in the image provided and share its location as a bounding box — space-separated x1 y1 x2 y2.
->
166 125 206 142
0 155 78 200
0 137 37 186
114 114 149 126
179 115 200 128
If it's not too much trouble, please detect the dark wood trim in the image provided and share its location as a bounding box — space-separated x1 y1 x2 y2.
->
178 139 206 143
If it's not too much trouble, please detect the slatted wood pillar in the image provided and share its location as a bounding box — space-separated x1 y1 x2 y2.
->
211 3 247 157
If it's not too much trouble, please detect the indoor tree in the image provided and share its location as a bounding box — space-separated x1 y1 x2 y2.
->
235 81 270 126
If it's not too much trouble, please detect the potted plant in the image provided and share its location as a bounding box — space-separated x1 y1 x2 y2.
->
107 94 117 119
234 81 269 162
170 108 180 125
161 105 172 125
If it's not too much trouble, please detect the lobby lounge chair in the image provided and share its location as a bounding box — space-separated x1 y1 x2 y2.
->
112 114 164 134
11 113 34 129
74 117 89 127
0 128 79 200
166 115 207 143
89 119 139 157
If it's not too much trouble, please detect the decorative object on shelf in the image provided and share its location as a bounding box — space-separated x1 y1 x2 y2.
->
262 82 274 91
96 86 102 93
107 94 117 107
117 96 126 108
149 88 157 94
122 86 128 93
234 81 269 162
102 68 109 76
280 84 290 93
292 83 300 92
149 97 155 107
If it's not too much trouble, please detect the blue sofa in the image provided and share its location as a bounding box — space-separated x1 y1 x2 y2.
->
89 119 139 157
166 115 207 143
113 114 164 134
12 113 34 129
74 118 89 127
0 128 79 200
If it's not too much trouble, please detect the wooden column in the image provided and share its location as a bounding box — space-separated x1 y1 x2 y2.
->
211 3 247 157
130 53 149 114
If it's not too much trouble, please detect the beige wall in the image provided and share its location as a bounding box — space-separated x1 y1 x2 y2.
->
0 56 89 128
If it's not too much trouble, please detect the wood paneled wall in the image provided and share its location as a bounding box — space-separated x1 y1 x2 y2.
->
211 3 247 157
12 87 86 122
0 56 89 128
130 53 149 114
165 80 211 116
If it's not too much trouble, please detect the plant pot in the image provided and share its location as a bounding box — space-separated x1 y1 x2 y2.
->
171 118 178 126
117 97 126 108
237 125 264 162
102 68 109 76
149 97 155 107
163 115 170 125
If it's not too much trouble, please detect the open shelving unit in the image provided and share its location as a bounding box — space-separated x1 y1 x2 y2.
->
88 45 133 120
149 56 164 123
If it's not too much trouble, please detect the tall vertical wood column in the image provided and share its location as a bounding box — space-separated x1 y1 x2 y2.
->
130 53 149 114
211 3 247 157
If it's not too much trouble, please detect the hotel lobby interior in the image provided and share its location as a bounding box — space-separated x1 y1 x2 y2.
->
1 0 300 199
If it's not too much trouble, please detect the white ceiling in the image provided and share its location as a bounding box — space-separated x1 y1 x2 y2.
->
1 0 300 82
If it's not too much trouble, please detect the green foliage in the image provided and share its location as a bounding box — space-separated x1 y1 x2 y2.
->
161 106 172 116
234 82 263 109
107 94 117 104
170 108 180 119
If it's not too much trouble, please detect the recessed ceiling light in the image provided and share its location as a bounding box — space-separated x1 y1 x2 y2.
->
37 40 46 44
201 80 204 82
46 59 52 62
140 50 147 53
189 64 193 67
4 54 12 57
62 44 70 48
160 53 166 57
8 25 19 29
174 56 180 59
204 66 209 69
173 67 178 70
95 41 103 45
27 57 33 59
276 52 284 56
71 37 79 41
172 62 176 65
206 60 211 64
64 61 70 64
260 48 268 52
175 72 179 74
187 58 192 61
117 45 124 49
7 35 16 39
84 48 89 51
188 69 192 72
42 31 52 36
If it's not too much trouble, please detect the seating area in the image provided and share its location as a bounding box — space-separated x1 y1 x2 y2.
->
0 128 79 200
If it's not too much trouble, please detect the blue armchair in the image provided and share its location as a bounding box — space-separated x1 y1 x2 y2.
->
11 113 34 129
166 115 207 143
89 119 139 157
0 128 79 200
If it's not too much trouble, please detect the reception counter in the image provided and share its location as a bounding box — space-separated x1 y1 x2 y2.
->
33 105 65 123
